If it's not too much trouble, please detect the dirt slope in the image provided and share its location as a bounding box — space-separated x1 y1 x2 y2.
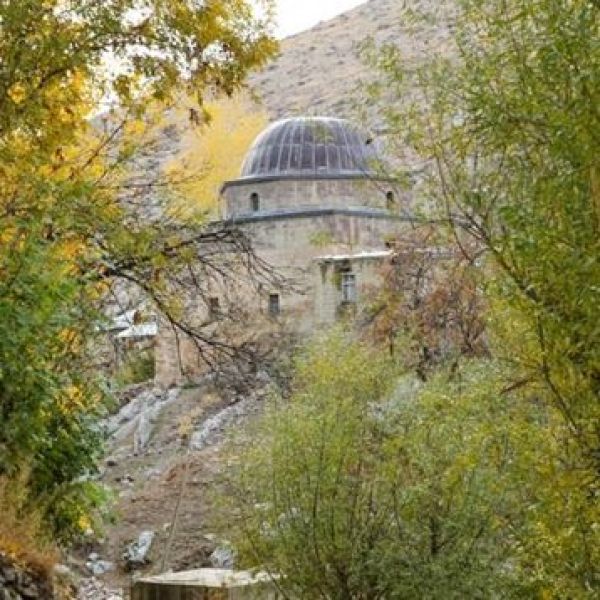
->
249 0 454 121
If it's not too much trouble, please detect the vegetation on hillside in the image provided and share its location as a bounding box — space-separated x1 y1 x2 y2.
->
0 0 276 551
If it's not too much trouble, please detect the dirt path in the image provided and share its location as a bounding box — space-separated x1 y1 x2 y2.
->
84 383 266 594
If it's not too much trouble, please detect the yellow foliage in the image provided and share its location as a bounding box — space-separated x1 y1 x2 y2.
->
164 94 267 221
7 82 26 105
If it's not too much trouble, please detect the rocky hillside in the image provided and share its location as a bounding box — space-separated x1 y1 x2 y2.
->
249 0 454 121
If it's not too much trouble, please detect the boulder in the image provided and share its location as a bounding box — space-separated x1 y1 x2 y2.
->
209 546 235 569
122 531 155 571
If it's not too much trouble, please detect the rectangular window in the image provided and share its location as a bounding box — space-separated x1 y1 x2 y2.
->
268 293 280 316
341 273 357 304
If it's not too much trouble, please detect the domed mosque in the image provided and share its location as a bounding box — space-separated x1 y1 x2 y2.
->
219 116 404 328
156 117 408 384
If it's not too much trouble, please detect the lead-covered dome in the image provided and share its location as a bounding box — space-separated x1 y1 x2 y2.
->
240 117 377 179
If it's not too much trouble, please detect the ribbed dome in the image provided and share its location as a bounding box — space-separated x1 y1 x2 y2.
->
240 117 377 179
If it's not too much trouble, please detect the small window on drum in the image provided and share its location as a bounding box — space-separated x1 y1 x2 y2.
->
268 293 280 316
386 191 395 210
341 273 357 304
250 192 260 212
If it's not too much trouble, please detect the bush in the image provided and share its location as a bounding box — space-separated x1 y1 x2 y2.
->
0 476 57 576
223 332 529 598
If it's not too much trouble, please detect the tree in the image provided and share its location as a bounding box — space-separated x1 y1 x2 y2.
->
364 224 487 376
224 332 535 599
365 0 600 593
164 94 268 221
0 0 276 540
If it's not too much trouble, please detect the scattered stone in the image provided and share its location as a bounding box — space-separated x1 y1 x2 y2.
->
144 467 162 480
209 546 235 569
77 577 123 600
122 530 155 571
0 553 52 600
85 559 114 577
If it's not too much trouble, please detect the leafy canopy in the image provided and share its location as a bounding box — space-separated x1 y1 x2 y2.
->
0 0 276 540
224 333 551 598
364 0 600 593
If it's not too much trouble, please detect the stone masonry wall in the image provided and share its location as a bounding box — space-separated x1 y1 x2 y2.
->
221 177 403 218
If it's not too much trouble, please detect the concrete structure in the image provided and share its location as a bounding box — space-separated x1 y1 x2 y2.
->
156 117 411 384
131 568 281 600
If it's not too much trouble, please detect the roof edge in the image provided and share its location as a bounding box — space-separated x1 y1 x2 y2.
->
222 207 414 225
220 172 395 193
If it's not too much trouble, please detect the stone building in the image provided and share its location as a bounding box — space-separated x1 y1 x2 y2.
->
156 116 411 385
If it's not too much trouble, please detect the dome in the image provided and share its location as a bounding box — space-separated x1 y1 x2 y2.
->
240 117 377 179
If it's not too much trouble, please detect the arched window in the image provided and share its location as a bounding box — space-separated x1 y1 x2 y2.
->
386 191 395 210
250 192 260 212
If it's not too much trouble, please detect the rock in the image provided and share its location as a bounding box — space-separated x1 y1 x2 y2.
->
88 553 99 563
165 388 180 403
190 398 252 450
105 458 118 467
86 559 114 576
210 546 235 569
18 583 39 598
1 567 16 584
117 474 135 486
133 406 152 454
0 589 17 600
53 564 71 577
144 467 162 480
122 530 155 570
77 577 123 600
255 370 271 385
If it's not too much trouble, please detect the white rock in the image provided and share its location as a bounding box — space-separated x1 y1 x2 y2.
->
87 560 114 576
133 406 152 454
123 530 155 568
210 546 235 569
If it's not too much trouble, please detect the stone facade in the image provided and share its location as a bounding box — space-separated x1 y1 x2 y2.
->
155 117 411 385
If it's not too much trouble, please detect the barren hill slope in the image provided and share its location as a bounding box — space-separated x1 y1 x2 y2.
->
249 0 454 121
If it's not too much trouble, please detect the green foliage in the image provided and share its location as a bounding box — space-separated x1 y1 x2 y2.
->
225 3 599 595
364 0 600 594
115 349 155 387
0 0 276 542
224 333 551 598
0 231 106 541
